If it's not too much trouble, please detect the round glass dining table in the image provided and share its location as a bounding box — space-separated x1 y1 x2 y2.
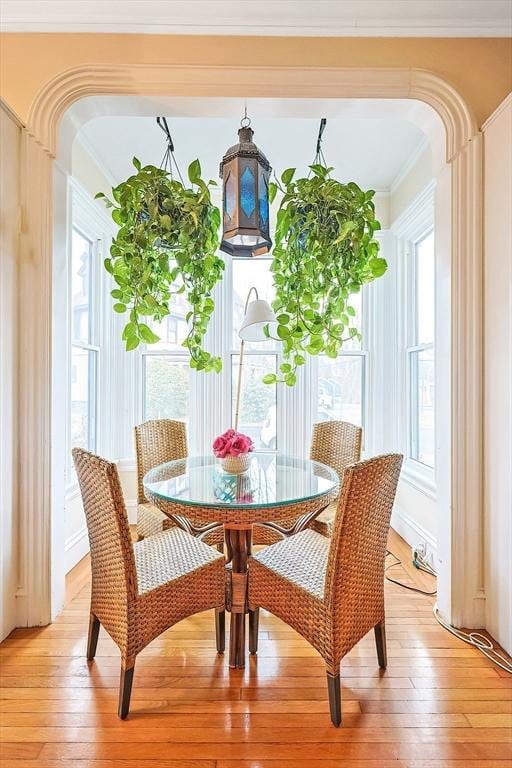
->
144 453 338 668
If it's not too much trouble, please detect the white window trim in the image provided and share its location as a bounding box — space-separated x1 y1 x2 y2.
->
391 180 437 498
136 252 369 460
65 179 116 494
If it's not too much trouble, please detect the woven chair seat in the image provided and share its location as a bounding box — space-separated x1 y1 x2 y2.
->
134 527 224 595
309 501 336 538
137 502 176 538
252 528 329 600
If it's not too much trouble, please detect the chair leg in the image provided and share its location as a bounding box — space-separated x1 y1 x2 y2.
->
118 663 135 720
86 613 100 661
326 670 342 727
215 609 225 654
249 608 259 654
374 619 387 669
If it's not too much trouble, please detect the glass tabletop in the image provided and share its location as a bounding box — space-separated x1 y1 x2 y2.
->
144 453 338 510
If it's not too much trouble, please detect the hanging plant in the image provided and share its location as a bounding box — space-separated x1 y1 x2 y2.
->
96 157 224 372
263 163 387 385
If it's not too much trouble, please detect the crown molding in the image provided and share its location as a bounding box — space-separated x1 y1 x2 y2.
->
1 0 510 38
389 134 430 197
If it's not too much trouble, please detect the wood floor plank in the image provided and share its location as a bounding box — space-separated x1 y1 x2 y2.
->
1 528 510 767
2 726 511 743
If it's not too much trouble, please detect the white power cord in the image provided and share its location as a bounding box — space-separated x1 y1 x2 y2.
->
387 547 512 674
433 603 512 675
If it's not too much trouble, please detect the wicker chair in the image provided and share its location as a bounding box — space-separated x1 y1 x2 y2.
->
135 419 189 541
308 420 363 537
248 453 403 726
72 448 225 719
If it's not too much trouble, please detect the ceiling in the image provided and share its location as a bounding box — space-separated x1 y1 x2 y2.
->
2 0 511 36
75 98 428 194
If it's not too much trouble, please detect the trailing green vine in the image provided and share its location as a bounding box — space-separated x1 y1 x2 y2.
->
263 164 387 386
96 157 224 372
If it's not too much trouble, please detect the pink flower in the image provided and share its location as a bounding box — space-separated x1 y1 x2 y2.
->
212 429 254 458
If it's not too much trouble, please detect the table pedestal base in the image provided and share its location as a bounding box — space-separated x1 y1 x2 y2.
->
225 525 252 669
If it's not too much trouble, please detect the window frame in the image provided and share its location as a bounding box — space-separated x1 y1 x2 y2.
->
313 314 368 438
392 181 437 498
406 228 435 471
66 223 100 488
66 181 117 492
141 350 191 423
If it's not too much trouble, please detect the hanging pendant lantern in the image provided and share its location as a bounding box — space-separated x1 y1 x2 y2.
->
219 116 272 257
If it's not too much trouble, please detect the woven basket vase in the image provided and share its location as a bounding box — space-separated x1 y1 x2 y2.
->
220 453 252 475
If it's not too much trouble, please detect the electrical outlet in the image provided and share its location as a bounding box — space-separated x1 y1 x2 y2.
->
412 541 433 570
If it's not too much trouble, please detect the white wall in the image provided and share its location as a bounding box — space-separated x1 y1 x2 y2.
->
483 94 512 654
0 104 20 640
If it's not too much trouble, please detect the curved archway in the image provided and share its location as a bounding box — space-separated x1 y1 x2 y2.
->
17 64 483 633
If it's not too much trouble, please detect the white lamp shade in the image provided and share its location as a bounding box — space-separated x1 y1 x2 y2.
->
239 299 277 342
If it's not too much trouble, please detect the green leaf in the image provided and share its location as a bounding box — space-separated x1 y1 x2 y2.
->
112 209 123 226
122 322 136 341
277 325 291 340
138 324 160 344
160 214 172 231
281 168 296 185
268 182 278 204
370 257 388 277
262 373 277 385
188 159 201 184
284 372 297 386
103 258 113 275
113 303 127 313
125 335 139 351
132 157 141 171
309 164 333 178
333 220 357 244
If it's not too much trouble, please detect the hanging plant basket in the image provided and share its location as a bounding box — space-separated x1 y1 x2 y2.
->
96 157 224 373
264 163 387 385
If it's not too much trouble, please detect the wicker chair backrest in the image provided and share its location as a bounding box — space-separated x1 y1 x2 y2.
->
310 420 363 488
72 448 137 625
135 419 188 504
325 453 403 653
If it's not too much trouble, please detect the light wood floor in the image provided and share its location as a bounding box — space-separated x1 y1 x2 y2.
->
1 529 511 768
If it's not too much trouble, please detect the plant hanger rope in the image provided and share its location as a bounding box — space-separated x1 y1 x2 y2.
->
311 117 328 171
157 116 185 185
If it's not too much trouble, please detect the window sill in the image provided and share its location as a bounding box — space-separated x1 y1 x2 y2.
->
401 459 437 500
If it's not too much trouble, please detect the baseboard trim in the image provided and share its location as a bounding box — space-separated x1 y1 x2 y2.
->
391 504 438 565
126 499 137 525
64 526 89 574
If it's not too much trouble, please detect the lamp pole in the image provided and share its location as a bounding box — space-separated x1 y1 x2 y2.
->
234 286 259 432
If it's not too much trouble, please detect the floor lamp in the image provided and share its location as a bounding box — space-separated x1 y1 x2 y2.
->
234 286 277 431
